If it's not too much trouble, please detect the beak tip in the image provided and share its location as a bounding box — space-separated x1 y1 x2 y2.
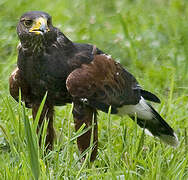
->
29 17 49 35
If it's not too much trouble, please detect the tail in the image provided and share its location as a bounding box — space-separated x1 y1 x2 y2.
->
120 97 179 147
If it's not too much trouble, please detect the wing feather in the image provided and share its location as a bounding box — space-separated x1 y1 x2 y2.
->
66 54 141 112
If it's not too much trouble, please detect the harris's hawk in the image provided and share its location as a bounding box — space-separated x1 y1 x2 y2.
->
9 11 179 161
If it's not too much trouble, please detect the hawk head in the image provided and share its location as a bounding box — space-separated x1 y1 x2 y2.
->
17 11 57 49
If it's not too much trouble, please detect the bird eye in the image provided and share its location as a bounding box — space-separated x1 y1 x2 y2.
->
24 20 33 27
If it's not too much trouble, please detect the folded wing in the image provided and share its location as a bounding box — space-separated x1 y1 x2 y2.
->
66 53 179 147
66 54 141 113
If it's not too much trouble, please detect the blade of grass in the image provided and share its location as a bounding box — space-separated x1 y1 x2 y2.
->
40 118 48 154
22 104 40 180
87 113 96 164
167 69 175 116
65 103 74 177
118 13 137 62
136 128 145 156
107 106 114 169
33 92 48 132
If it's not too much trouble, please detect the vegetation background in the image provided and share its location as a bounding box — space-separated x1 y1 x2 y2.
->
0 0 187 179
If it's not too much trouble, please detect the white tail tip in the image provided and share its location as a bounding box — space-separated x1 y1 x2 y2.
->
159 132 179 147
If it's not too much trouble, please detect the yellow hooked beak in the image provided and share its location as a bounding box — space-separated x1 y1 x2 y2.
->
29 17 50 35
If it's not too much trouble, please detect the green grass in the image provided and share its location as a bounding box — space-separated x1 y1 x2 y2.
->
0 0 188 179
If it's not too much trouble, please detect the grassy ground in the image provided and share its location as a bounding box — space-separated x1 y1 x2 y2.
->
0 0 188 179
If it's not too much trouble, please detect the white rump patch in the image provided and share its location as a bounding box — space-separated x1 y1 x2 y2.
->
117 97 179 147
117 97 153 120
144 129 153 137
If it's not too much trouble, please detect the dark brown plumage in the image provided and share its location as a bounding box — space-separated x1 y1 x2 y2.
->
9 11 178 161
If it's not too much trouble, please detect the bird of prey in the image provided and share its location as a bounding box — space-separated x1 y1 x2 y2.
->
9 11 179 161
